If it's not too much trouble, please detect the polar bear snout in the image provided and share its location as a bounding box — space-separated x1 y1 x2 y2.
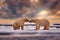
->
29 19 34 23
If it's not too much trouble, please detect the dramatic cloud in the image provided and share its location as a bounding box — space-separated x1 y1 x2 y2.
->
0 0 60 19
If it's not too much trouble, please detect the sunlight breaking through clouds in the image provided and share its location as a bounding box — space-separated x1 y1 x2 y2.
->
37 10 50 16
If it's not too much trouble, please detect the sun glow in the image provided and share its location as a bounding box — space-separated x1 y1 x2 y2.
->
35 10 50 19
37 10 50 16
30 0 38 3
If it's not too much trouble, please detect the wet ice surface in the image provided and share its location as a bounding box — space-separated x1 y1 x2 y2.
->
0 22 60 34
0 25 60 34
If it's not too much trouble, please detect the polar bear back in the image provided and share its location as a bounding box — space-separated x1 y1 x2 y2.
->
39 19 50 26
13 19 25 26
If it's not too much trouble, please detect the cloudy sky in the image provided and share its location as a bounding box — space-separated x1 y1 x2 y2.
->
0 0 60 19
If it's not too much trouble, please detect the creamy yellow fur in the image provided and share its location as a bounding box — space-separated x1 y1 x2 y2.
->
13 18 29 30
30 19 50 30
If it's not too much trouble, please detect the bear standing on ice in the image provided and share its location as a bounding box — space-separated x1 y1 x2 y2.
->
13 18 29 30
29 19 50 30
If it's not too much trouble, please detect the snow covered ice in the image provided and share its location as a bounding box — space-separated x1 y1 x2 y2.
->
0 22 60 34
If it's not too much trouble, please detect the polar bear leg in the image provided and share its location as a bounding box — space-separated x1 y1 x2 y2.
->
43 25 49 30
35 24 40 30
21 25 24 30
13 24 18 30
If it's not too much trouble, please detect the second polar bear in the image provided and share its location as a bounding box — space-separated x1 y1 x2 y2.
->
29 19 50 30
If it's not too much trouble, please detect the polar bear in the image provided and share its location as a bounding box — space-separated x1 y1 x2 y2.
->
29 19 50 30
13 18 29 30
